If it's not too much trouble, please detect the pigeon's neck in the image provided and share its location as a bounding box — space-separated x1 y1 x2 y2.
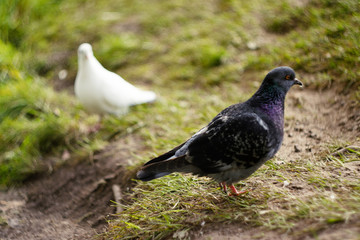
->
78 56 104 77
249 84 286 127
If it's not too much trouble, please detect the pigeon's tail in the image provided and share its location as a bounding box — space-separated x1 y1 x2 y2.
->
131 90 157 106
136 156 196 181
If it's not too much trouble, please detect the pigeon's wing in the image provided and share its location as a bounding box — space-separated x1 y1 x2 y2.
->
101 71 138 106
141 125 210 166
101 70 156 110
105 70 137 89
186 111 275 173
137 126 210 181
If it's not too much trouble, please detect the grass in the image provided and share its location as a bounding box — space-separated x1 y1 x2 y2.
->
245 0 360 92
0 72 105 185
103 148 360 239
0 0 359 238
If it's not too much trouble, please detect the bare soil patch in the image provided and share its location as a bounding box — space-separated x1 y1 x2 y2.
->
0 136 143 240
0 88 359 240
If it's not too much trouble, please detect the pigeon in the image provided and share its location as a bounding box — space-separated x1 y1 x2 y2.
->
137 66 302 196
74 43 156 116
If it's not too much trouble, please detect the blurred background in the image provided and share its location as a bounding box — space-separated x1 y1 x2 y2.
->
1 0 359 189
0 0 359 238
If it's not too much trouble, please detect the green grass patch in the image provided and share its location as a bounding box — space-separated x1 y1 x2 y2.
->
104 174 261 239
248 0 360 93
103 154 360 238
0 73 102 186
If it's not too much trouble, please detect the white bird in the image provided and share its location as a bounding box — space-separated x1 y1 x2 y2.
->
74 43 157 116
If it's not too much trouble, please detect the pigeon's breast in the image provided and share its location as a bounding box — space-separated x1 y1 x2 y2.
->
208 159 266 184
74 72 105 114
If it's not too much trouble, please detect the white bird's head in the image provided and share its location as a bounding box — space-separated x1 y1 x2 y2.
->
78 43 93 60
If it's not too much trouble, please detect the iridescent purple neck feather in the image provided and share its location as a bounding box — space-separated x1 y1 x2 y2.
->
249 83 287 128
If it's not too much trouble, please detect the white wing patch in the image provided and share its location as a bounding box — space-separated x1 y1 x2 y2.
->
255 115 269 131
219 115 229 122
193 126 208 136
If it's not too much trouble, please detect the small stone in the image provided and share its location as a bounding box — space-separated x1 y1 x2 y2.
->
283 181 290 187
58 69 68 80
61 150 71 161
8 218 20 228
294 145 301 152
294 127 304 132
173 229 189 239
274 160 285 165
246 41 258 50
329 193 336 201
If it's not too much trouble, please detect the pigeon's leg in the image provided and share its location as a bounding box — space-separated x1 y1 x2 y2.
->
88 116 102 133
93 122 102 132
228 184 248 196
219 182 227 193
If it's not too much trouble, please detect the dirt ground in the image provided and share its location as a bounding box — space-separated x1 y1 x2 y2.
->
0 136 143 240
0 88 359 240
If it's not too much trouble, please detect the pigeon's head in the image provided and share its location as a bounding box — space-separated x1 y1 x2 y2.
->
78 43 93 60
264 66 303 92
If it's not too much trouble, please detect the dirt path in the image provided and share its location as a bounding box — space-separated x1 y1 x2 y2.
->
0 136 144 240
0 88 359 240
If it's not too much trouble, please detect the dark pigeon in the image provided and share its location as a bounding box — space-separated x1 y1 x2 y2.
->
137 66 303 195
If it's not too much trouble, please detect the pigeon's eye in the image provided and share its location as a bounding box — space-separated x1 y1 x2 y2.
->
285 75 291 80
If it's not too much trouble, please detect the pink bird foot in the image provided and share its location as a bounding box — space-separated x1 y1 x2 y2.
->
228 184 248 196
220 182 248 196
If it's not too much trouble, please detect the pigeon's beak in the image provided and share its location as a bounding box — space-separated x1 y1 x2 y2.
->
79 51 89 60
294 78 303 87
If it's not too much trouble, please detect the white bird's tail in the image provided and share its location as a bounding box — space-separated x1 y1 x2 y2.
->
130 90 157 106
